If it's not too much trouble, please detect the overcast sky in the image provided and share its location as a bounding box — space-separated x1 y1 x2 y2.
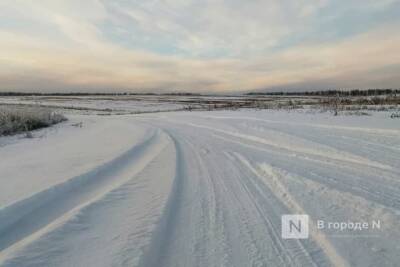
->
1 0 400 93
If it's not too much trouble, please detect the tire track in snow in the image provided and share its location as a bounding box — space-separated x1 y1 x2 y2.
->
210 132 400 210
139 119 396 266
138 130 186 267
142 125 309 266
197 115 400 137
238 121 400 168
140 131 236 267
0 129 170 262
224 152 324 267
141 130 263 267
184 141 231 267
165 119 393 172
233 153 349 267
221 153 297 267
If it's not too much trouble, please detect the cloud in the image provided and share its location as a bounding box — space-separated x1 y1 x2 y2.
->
0 0 399 92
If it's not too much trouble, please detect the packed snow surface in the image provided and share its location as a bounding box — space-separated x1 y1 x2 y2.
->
0 110 399 267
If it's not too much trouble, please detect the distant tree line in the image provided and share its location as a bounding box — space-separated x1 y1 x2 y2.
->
1 89 399 97
0 92 130 96
0 92 204 96
247 89 399 97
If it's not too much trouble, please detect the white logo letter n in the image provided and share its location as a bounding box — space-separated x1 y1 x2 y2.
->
282 215 309 239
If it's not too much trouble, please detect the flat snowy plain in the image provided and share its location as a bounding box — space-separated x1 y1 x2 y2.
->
0 105 400 266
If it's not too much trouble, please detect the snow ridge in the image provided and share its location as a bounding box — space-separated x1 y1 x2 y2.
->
0 129 170 262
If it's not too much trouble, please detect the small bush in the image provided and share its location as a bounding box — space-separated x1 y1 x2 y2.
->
0 105 67 136
391 112 400 119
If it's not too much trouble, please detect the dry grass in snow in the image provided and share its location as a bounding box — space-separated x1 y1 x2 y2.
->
0 105 66 136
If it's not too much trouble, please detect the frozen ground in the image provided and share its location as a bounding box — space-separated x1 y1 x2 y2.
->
0 109 399 266
0 96 187 113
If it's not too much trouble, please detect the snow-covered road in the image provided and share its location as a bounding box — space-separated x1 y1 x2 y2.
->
1 111 399 266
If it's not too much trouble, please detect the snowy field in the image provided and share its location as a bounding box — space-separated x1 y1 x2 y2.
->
0 105 400 266
0 96 188 114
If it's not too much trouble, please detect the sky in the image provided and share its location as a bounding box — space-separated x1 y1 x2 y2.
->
0 0 400 93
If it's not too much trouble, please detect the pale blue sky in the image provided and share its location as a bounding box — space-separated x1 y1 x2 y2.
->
0 0 399 92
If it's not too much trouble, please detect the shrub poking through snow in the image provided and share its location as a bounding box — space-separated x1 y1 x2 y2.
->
391 112 400 119
0 105 67 136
